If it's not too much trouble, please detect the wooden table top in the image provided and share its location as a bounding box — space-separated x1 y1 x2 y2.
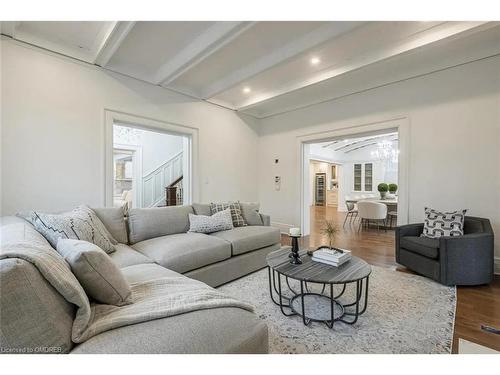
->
267 247 371 284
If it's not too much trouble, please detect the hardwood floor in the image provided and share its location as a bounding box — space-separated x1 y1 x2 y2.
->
281 206 500 353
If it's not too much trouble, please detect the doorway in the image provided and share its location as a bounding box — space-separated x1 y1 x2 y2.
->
299 118 409 237
105 110 198 209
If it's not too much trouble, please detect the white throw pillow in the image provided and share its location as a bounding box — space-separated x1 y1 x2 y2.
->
188 209 234 234
20 205 117 253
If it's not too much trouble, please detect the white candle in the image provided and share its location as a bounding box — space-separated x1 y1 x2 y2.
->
289 227 301 236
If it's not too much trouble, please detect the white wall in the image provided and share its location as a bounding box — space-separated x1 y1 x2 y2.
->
0 40 260 215
257 55 500 261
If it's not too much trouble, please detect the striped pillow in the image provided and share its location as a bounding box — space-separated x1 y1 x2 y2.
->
210 202 247 227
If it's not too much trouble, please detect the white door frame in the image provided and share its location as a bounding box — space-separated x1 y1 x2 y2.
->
113 143 142 208
297 116 410 236
104 109 199 207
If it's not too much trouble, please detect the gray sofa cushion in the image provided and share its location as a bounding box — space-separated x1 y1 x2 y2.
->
0 258 75 354
211 226 281 256
92 207 128 244
109 243 154 268
192 203 211 216
131 233 231 274
400 236 440 259
120 263 182 284
127 206 194 244
71 306 268 354
239 202 263 226
56 239 132 306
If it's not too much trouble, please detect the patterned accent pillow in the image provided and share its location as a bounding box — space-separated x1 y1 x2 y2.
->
210 202 247 227
422 207 467 238
21 205 117 253
188 209 234 234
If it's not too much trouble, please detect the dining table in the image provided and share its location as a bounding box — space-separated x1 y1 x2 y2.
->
345 197 398 206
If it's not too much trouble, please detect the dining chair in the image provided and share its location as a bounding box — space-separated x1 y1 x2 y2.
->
343 201 358 228
357 200 388 232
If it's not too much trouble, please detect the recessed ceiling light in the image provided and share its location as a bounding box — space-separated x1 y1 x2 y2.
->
310 57 321 65
243 87 251 94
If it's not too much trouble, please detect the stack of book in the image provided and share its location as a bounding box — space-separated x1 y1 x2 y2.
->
312 248 351 267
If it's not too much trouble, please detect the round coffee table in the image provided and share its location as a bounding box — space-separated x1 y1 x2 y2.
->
266 247 371 328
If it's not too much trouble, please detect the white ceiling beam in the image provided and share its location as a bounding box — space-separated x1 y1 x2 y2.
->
94 21 136 67
155 21 256 86
236 21 494 112
200 22 363 99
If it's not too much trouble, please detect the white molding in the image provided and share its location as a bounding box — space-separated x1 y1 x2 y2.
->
0 21 19 37
200 22 363 99
237 21 492 111
297 116 410 236
104 110 199 208
156 22 256 86
94 22 136 66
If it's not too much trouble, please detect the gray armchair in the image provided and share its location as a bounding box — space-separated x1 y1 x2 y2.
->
395 216 494 286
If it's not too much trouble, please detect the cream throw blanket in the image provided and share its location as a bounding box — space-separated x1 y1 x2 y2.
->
0 241 254 343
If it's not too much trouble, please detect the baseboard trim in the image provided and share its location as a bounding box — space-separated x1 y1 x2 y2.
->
495 257 500 275
271 221 294 234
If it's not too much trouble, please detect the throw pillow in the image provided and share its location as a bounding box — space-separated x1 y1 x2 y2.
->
239 202 263 226
210 202 247 227
56 239 132 306
188 209 234 234
20 205 117 253
422 207 467 238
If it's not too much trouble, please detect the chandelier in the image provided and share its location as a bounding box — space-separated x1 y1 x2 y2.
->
371 140 399 163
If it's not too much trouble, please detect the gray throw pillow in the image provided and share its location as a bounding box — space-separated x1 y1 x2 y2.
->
422 207 467 238
188 209 234 234
20 205 117 253
210 202 247 227
56 239 132 306
239 202 263 226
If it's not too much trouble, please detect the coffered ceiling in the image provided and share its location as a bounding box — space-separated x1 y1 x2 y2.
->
2 21 499 118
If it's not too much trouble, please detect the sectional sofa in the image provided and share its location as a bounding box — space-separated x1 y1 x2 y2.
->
0 203 282 354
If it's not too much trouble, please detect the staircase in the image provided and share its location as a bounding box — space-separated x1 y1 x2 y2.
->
142 151 183 207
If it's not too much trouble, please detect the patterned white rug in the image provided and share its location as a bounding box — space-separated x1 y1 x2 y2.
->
219 266 456 354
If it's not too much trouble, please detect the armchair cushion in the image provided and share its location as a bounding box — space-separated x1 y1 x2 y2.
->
400 236 440 259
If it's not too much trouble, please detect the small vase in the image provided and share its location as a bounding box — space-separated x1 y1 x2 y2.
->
379 191 387 199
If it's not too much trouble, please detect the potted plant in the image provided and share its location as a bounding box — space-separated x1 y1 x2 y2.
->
388 183 398 194
378 183 389 199
320 220 339 250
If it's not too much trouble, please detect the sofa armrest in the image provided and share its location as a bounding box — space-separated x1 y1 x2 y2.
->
395 223 424 263
439 233 494 285
396 223 424 238
259 214 271 226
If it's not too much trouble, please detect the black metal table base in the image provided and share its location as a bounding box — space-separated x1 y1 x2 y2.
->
267 266 369 328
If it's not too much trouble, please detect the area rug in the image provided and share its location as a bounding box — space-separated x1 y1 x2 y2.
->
218 266 456 354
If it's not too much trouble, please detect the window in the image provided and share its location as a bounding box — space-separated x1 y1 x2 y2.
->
364 163 373 191
354 163 373 192
354 164 362 191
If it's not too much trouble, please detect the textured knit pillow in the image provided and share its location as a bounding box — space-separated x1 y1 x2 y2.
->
422 207 467 238
20 205 117 253
56 239 132 306
188 209 234 234
210 202 247 227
